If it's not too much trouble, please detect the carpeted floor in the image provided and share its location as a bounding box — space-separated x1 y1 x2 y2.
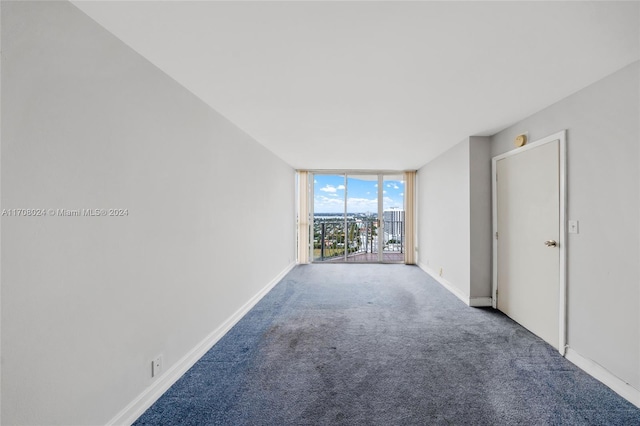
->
134 264 640 425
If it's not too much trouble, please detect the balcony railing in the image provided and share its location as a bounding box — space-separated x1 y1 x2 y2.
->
313 218 404 262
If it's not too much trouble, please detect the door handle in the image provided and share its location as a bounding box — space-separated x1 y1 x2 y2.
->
544 240 558 247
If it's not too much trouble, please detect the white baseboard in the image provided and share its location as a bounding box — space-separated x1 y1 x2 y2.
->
418 262 468 305
469 297 493 307
565 347 640 409
417 263 493 308
106 262 296 426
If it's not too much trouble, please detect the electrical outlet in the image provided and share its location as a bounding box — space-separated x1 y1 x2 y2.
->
152 355 163 378
568 220 579 234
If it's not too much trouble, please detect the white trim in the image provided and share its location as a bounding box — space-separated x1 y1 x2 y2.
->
558 133 567 354
469 297 493 307
565 348 640 409
491 130 567 354
307 169 406 175
0 0 3 418
106 262 296 426
417 263 492 307
491 157 498 309
378 175 384 263
308 172 314 263
344 174 349 261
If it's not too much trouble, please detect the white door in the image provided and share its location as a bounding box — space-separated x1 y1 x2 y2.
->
495 137 562 349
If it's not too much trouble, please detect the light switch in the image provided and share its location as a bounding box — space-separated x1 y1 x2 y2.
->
568 220 579 234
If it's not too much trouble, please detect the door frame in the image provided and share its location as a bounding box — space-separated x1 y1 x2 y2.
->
491 130 567 355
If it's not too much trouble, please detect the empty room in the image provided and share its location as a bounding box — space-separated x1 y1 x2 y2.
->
2 1 639 425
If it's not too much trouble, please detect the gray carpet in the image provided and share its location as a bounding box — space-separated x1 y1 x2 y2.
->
134 264 640 425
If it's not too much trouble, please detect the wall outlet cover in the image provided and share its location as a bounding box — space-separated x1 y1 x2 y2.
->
568 220 579 234
152 355 163 378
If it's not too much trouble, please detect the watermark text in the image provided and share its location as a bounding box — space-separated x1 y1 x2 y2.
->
1 208 129 217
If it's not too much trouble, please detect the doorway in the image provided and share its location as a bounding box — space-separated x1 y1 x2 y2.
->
492 131 566 352
311 172 405 263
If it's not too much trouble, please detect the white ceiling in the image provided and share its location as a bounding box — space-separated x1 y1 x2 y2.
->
72 1 639 170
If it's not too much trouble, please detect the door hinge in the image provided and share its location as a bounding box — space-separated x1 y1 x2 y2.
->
495 231 498 239
495 289 498 299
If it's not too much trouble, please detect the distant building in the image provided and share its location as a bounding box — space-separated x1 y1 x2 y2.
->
383 208 404 243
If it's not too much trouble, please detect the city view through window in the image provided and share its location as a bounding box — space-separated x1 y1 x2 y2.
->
312 173 405 263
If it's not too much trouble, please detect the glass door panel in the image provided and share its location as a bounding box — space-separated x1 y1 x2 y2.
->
382 174 405 263
346 174 379 262
312 174 346 262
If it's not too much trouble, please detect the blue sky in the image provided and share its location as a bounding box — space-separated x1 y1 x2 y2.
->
313 174 404 214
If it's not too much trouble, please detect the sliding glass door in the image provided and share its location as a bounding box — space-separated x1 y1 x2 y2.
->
312 174 346 262
346 174 379 262
382 174 405 262
311 172 404 263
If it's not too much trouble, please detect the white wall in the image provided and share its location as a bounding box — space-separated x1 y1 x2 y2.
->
468 137 492 299
417 140 471 298
491 62 640 391
417 137 492 304
1 2 295 425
